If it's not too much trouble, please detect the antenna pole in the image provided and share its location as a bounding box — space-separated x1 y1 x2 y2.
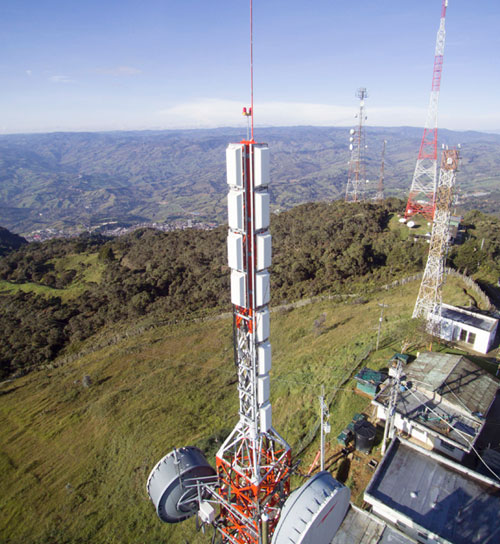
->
250 0 254 141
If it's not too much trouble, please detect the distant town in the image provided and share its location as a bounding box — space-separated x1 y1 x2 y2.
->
24 219 219 242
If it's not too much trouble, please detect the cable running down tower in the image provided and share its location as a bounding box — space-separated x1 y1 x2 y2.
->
405 0 449 220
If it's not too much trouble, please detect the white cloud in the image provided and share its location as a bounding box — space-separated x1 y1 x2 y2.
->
157 98 429 129
25 69 32 76
49 75 75 84
97 66 142 76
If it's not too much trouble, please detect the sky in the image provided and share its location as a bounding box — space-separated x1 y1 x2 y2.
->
1 0 499 134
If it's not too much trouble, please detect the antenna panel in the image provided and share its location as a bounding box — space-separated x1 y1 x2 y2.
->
228 231 244 271
255 271 270 307
257 341 271 374
255 308 270 342
231 270 247 307
226 144 244 188
258 374 270 405
254 145 270 187
228 190 244 231
260 402 272 432
256 233 272 271
254 192 270 230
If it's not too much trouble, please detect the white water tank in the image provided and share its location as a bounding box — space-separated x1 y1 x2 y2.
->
254 192 270 230
254 145 270 187
226 144 244 188
256 233 272 271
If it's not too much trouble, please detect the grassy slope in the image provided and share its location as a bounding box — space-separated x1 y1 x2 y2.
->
0 276 488 543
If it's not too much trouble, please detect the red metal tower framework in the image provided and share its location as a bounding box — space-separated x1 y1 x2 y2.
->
405 0 448 220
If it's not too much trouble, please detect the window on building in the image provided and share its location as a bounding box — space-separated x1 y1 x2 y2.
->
440 440 455 452
417 532 429 540
459 329 467 342
467 332 476 345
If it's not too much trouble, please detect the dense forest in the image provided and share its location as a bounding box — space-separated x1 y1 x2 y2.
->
1 200 499 379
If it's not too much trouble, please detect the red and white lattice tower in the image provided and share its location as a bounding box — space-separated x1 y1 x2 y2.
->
413 147 459 328
216 140 292 544
345 88 368 203
405 0 449 220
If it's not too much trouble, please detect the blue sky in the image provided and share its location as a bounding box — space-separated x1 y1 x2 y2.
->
1 0 499 133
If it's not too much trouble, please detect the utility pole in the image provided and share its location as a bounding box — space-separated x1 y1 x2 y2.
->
381 360 402 456
319 387 330 471
376 303 389 350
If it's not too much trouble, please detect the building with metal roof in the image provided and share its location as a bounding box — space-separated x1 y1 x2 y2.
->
364 438 500 544
331 504 416 544
435 303 498 354
373 352 500 462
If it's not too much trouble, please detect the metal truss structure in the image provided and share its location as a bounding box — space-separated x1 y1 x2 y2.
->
375 140 387 202
217 141 292 544
405 0 448 220
413 148 459 328
345 88 368 203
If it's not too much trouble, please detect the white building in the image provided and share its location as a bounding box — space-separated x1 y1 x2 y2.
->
435 303 498 354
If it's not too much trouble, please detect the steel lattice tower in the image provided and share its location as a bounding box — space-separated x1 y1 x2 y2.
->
217 141 292 544
375 140 387 202
405 0 449 220
345 88 368 203
413 147 459 326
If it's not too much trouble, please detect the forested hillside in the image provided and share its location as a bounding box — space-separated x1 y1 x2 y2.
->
1 127 500 234
1 201 499 379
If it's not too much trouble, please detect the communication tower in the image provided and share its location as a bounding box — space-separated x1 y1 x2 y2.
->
405 0 449 220
375 140 387 202
413 147 459 328
345 88 368 203
146 2 350 543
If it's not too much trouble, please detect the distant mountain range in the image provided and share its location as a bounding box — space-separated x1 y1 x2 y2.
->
1 126 499 234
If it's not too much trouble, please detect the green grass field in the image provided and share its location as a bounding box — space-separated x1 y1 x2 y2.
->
0 253 106 303
0 275 492 543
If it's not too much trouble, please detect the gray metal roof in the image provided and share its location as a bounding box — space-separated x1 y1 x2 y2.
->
441 306 497 332
365 440 500 544
375 386 481 449
407 352 499 417
439 356 499 416
331 505 416 544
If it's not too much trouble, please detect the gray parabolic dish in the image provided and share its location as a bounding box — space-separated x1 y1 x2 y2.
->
146 446 216 523
272 471 350 544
